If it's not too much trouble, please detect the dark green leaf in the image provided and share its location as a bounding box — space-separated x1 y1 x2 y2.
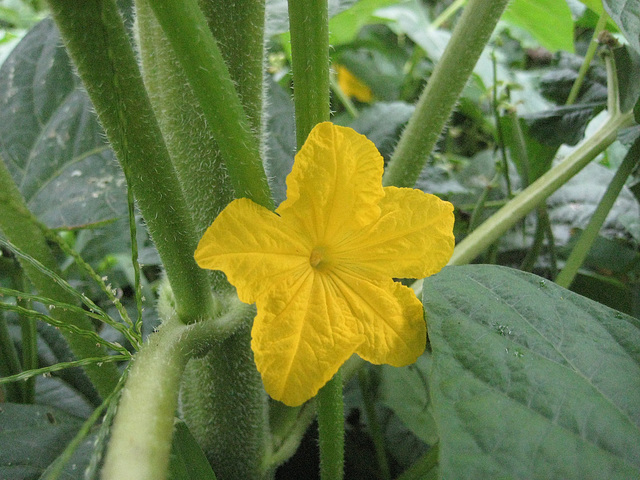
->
613 44 640 113
604 0 640 55
0 403 83 480
524 103 605 146
422 265 640 480
168 421 217 480
0 19 126 229
378 354 438 445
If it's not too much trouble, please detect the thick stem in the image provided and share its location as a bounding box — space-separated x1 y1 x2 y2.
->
46 0 215 324
288 0 330 147
556 136 640 287
0 157 120 399
180 324 269 480
147 0 273 209
102 301 253 480
317 371 345 480
383 0 510 188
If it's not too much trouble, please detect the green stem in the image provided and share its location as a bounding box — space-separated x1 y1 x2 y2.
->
394 443 439 480
18 273 37 403
358 369 390 480
0 157 120 399
331 74 359 118
46 0 215 324
147 0 273 209
0 310 25 403
317 371 345 480
288 0 331 147
566 12 609 106
383 0 510 188
556 136 640 288
448 110 634 266
102 300 254 480
430 0 466 29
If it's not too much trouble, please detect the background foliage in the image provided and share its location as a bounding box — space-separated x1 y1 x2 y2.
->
0 0 639 479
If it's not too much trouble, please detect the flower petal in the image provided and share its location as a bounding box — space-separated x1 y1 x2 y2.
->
194 198 311 304
277 122 384 243
336 186 455 280
329 268 426 366
252 269 365 406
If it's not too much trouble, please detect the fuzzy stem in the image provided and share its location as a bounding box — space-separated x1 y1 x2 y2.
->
102 301 254 480
0 157 120 399
556 136 640 287
45 0 215 324
147 0 273 209
317 371 345 480
383 0 510 188
288 0 331 147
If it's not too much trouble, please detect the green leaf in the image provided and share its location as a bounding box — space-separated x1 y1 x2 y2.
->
525 103 605 146
613 44 640 113
328 0 399 46
378 354 438 444
348 102 415 160
579 0 604 15
168 421 218 480
604 0 640 55
0 403 83 480
502 0 574 53
0 19 126 229
422 265 640 480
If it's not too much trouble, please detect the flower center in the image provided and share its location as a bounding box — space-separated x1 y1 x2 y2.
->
309 246 330 271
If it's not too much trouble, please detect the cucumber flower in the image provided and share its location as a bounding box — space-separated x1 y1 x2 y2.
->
195 122 454 406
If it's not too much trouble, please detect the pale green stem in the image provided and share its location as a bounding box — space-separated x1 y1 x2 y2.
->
383 0 510 188
556 136 640 287
431 0 466 29
448 110 633 266
331 74 359 118
411 110 634 296
566 12 609 106
102 301 253 480
147 0 273 209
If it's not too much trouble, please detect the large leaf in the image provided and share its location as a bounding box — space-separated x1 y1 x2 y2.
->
604 0 640 55
502 0 574 53
422 265 640 479
0 19 126 229
378 354 438 445
0 403 83 480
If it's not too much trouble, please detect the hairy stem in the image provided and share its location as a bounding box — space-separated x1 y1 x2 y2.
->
383 0 510 188
102 300 254 480
147 0 273 209
288 0 330 147
317 371 345 480
46 0 215 324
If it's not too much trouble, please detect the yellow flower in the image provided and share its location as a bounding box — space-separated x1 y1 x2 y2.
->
336 65 373 103
195 122 454 406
